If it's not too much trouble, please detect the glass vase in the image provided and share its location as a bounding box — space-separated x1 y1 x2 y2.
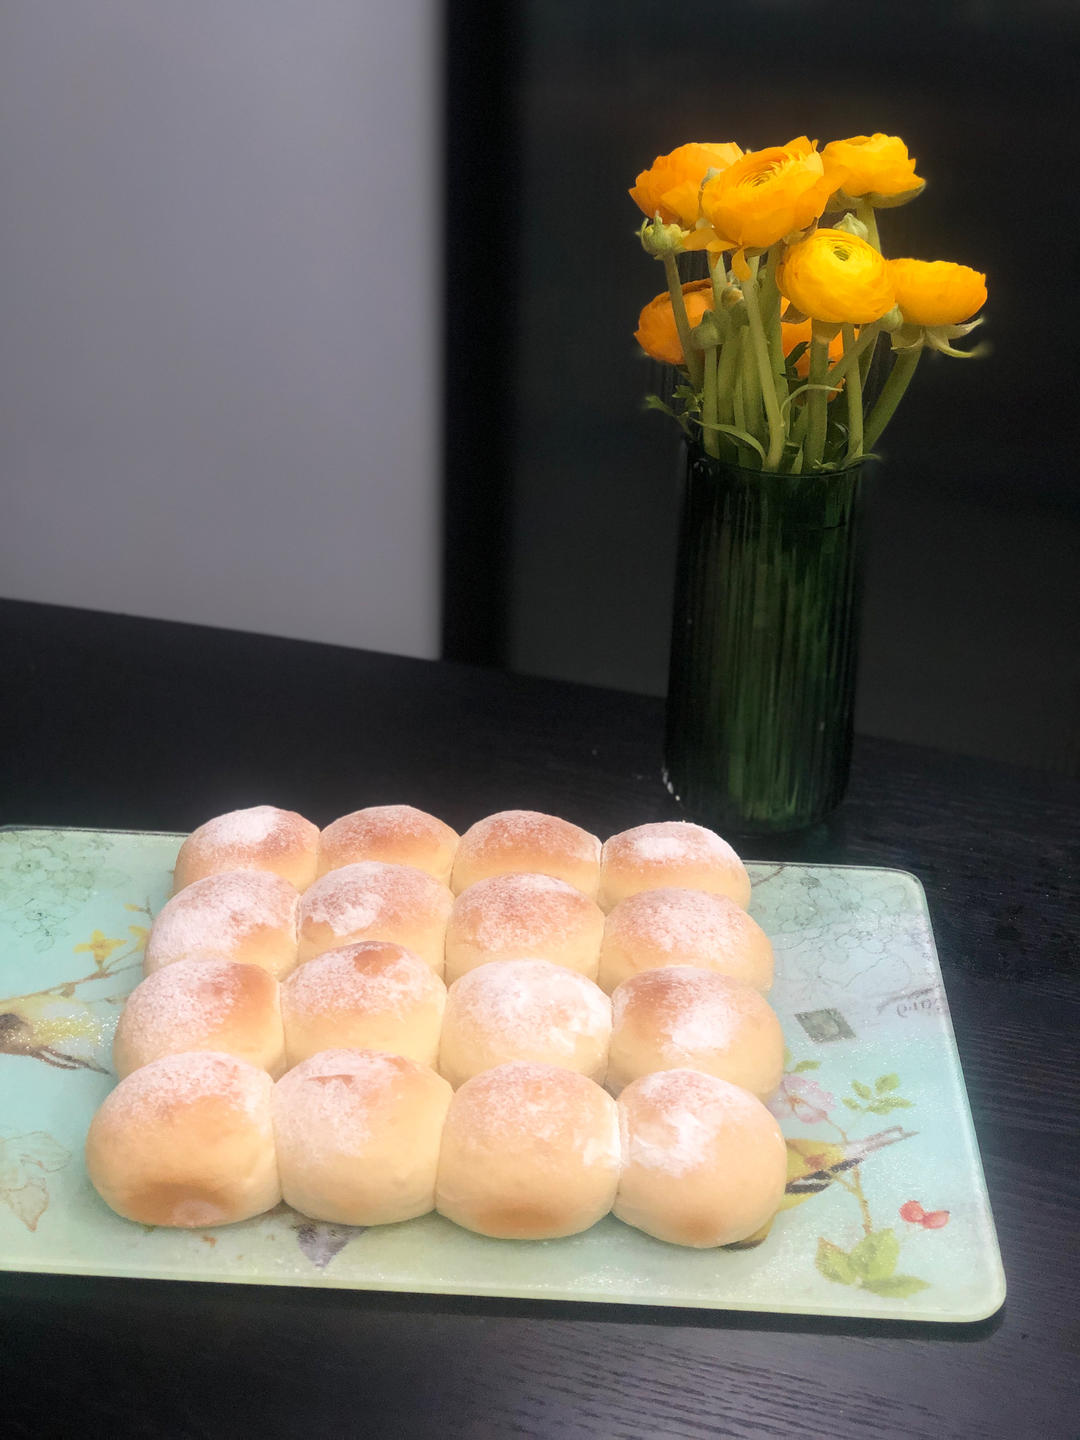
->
663 444 866 836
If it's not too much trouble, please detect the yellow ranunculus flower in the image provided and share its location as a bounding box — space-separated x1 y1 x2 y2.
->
635 279 715 366
700 137 834 253
821 134 925 206
777 228 896 325
630 142 744 228
887 259 987 327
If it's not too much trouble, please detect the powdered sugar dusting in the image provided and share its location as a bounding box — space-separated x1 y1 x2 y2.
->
101 1050 273 1127
449 1061 617 1158
460 811 601 866
180 806 318 859
116 959 275 1057
448 960 611 1056
282 942 444 1020
147 871 299 964
300 862 451 934
621 1069 764 1176
607 821 743 870
607 887 757 959
319 806 458 873
451 872 600 952
272 1048 421 1157
614 966 762 1055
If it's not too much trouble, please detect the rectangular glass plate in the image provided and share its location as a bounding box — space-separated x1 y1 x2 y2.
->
0 827 1005 1322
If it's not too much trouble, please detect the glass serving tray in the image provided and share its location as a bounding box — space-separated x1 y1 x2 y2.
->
0 827 1005 1321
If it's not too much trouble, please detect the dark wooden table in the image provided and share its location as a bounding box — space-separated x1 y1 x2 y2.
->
1 599 1077 1440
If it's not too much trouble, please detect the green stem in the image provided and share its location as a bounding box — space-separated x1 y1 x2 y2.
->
761 245 787 388
742 257 786 471
863 346 921 452
708 249 728 312
843 324 863 464
740 323 763 447
856 197 881 254
663 253 704 390
732 341 750 466
805 336 829 470
825 323 878 389
715 329 739 426
701 345 721 459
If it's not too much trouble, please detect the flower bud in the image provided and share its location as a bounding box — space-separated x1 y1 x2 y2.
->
638 217 687 258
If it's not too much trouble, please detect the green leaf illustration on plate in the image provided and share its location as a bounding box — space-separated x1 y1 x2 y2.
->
849 1228 899 1282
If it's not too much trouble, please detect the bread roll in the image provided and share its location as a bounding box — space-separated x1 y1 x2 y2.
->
172 806 319 894
318 805 459 884
451 810 601 899
445 872 604 984
297 861 452 973
598 821 751 912
113 959 285 1079
272 1049 452 1226
85 1051 280 1227
598 886 773 994
614 1069 786 1247
607 967 783 1098
280 941 446 1070
435 1062 620 1239
438 959 612 1089
145 870 300 980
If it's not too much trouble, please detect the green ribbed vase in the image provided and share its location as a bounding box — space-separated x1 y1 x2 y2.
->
663 445 866 835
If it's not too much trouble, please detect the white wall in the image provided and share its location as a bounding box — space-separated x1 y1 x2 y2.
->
0 0 441 658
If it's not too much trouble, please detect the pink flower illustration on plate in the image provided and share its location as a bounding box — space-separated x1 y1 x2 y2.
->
770 1073 835 1125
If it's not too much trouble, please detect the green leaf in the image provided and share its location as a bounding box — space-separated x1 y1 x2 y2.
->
861 1274 931 1299
868 1098 913 1114
842 1097 861 1111
849 1229 900 1282
792 1060 821 1073
852 1080 872 1100
697 421 767 462
815 1238 858 1286
875 1074 901 1093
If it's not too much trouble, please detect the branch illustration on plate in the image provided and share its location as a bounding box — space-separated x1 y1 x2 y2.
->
0 902 151 1071
768 1057 948 1297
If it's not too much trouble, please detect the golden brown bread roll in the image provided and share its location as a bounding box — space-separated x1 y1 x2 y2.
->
85 1051 281 1227
606 966 784 1098
597 886 773 994
296 861 452 973
318 805 459 884
113 958 285 1079
444 872 604 984
144 870 300 980
280 941 446 1070
451 810 601 899
272 1049 452 1225
438 959 612 1089
598 821 751 912
435 1061 620 1239
172 806 319 894
614 1068 786 1247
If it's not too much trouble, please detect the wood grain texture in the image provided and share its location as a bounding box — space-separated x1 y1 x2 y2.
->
1 599 1078 1440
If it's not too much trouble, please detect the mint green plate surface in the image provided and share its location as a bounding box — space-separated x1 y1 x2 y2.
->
0 827 1005 1321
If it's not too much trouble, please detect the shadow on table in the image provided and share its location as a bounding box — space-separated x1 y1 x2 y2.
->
2 1270 1005 1343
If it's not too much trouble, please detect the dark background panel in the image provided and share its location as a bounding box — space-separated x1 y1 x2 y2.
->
456 0 1080 773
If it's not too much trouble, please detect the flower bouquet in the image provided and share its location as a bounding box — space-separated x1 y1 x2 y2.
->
632 134 988 834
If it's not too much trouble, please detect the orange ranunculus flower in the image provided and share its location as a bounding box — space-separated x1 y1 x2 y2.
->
781 317 844 378
821 134 925 206
887 259 987 327
630 142 744 229
700 137 834 253
777 228 895 325
635 279 716 366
